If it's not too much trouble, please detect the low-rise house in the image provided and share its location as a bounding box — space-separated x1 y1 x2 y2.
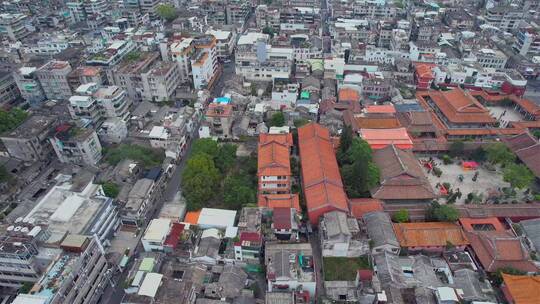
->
363 211 400 254
265 243 316 297
393 222 469 253
141 218 185 253
204 265 248 299
520 218 540 252
192 228 222 265
319 211 368 257
234 231 263 263
205 103 234 138
452 268 496 302
271 207 299 241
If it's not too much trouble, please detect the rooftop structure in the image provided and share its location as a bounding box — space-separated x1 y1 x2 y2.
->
393 222 469 251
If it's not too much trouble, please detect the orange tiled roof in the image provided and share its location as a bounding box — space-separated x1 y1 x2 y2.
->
349 198 384 218
258 193 300 211
359 128 413 150
184 210 201 225
414 63 435 79
502 274 540 304
393 222 469 248
466 230 537 273
419 88 496 124
353 116 402 129
257 141 290 177
365 104 396 114
206 103 233 117
338 88 360 102
259 133 293 146
459 217 505 232
298 123 348 225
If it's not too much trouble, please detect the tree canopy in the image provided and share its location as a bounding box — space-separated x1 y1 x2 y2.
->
262 26 275 38
448 141 464 158
339 138 380 198
0 166 10 183
503 163 534 189
156 4 178 22
486 143 516 165
101 181 120 198
427 202 459 222
0 108 28 133
182 153 221 210
270 112 285 127
191 138 220 157
223 173 256 210
104 144 164 168
393 209 409 223
337 125 353 163
215 143 237 173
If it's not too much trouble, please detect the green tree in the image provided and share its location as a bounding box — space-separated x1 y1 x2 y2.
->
533 130 540 140
191 138 219 158
0 108 28 133
338 125 353 164
503 163 534 189
223 174 256 209
486 143 516 165
262 26 275 38
156 4 178 22
101 181 120 198
182 153 221 210
104 144 164 168
294 118 310 128
491 267 526 286
215 143 237 173
470 146 486 163
270 112 285 127
340 138 380 198
19 282 33 293
448 141 464 158
346 138 373 165
427 202 459 222
393 209 409 223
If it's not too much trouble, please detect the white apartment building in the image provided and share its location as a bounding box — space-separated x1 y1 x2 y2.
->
513 27 540 58
484 6 523 32
86 40 136 67
170 38 195 82
35 60 73 101
141 218 172 252
206 30 236 59
94 85 131 120
98 117 128 144
141 61 181 102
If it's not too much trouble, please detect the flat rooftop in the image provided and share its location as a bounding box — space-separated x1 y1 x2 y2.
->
1 115 56 138
23 176 110 244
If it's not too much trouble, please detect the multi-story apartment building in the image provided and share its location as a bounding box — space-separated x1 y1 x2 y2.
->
485 6 524 32
84 0 109 17
110 52 159 101
206 30 236 59
469 48 508 69
226 0 250 25
67 66 107 91
69 83 101 122
141 61 181 102
67 1 86 23
86 40 136 67
0 13 29 42
513 27 540 58
235 33 293 82
139 0 159 19
0 70 20 107
257 135 292 195
255 5 280 31
204 103 234 138
170 38 195 83
49 124 103 166
35 60 73 101
0 115 57 162
13 235 112 304
0 222 51 288
94 85 131 120
13 67 46 105
353 0 396 19
191 35 219 90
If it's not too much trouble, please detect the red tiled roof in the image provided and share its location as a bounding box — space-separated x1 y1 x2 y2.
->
298 123 348 225
393 222 469 248
467 230 537 273
414 63 435 79
239 231 262 246
459 217 505 232
349 198 384 218
359 128 413 150
258 193 300 211
273 207 293 230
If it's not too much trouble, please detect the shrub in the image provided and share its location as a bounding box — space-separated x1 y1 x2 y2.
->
442 154 453 165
